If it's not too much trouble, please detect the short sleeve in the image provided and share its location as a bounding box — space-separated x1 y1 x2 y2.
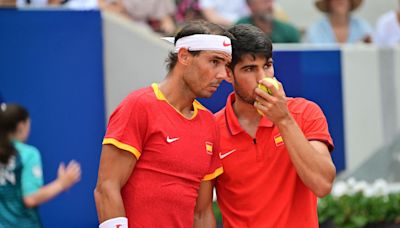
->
202 123 223 181
301 101 334 152
21 147 44 197
103 94 149 159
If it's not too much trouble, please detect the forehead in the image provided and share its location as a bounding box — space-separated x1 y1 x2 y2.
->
237 53 271 65
198 50 232 63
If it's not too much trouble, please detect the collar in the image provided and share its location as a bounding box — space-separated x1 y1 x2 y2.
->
151 83 206 119
224 93 273 136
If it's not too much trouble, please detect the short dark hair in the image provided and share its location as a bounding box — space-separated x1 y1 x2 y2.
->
165 20 234 71
228 24 273 70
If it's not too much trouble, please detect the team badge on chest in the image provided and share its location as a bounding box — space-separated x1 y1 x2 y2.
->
205 142 213 155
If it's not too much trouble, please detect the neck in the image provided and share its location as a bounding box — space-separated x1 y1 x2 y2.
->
397 10 400 23
232 95 261 123
10 134 23 143
158 72 196 117
329 13 349 26
253 16 273 34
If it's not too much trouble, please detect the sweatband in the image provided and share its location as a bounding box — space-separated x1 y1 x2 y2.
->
99 217 128 228
174 34 232 54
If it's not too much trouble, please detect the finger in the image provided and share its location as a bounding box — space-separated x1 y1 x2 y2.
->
254 87 273 101
58 162 65 171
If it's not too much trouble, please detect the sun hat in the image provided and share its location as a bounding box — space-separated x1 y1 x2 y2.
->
315 0 363 12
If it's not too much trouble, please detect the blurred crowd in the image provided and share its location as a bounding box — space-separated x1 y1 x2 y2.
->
0 0 399 46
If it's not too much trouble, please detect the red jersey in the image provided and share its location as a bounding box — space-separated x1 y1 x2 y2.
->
103 84 223 227
215 93 333 228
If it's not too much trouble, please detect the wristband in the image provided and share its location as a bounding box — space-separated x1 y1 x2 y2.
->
99 217 128 228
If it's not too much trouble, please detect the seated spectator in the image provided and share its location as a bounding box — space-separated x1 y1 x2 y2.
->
175 0 203 26
236 0 300 43
375 5 400 47
305 0 372 44
199 0 250 27
99 0 176 35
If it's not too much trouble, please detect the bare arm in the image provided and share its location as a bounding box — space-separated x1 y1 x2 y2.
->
194 181 216 228
254 81 336 197
24 161 81 208
94 144 137 223
201 8 233 27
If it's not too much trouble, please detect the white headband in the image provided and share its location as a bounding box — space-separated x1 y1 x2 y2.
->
172 34 232 54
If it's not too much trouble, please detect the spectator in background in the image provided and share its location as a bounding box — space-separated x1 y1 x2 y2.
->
236 0 300 43
98 0 176 35
199 0 250 27
375 1 400 47
0 103 81 227
175 0 204 26
306 0 372 44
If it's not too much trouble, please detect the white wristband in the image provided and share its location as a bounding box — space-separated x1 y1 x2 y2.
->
99 217 128 228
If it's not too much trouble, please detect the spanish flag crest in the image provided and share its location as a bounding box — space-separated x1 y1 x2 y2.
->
274 134 284 146
205 142 213 155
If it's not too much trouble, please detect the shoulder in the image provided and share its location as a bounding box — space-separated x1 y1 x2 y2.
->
116 86 155 111
351 16 372 30
124 86 154 104
195 100 215 118
274 19 298 31
14 141 41 163
214 108 228 131
236 16 252 25
377 11 396 27
288 98 325 120
307 17 330 31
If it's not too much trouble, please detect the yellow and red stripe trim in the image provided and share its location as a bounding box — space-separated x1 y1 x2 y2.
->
151 83 206 119
102 138 141 159
202 167 224 181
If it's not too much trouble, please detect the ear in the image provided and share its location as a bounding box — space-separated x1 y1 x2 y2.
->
177 48 192 66
16 121 25 134
225 67 234 84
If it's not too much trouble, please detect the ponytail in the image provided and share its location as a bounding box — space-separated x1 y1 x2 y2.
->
0 103 29 164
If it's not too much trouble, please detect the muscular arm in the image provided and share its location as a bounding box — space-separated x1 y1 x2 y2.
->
94 144 137 223
194 181 216 228
275 117 336 197
255 81 336 197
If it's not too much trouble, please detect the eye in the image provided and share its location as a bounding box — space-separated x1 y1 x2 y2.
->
264 64 272 70
211 60 219 66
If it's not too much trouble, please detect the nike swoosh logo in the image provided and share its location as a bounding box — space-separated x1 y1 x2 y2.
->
223 40 231 47
219 149 237 159
166 136 180 143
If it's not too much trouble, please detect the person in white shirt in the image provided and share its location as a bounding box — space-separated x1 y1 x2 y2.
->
199 0 250 27
375 3 400 47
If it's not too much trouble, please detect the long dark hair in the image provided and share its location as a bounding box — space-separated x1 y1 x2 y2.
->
0 103 29 164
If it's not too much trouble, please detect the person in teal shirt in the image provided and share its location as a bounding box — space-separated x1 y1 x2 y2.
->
0 103 81 228
236 0 300 43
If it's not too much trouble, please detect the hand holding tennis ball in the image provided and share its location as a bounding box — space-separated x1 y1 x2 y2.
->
258 77 280 95
256 77 280 116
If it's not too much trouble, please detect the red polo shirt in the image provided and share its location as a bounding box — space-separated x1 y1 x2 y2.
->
215 93 333 228
103 84 223 227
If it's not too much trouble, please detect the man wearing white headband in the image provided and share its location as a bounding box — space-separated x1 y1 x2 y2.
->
94 20 233 228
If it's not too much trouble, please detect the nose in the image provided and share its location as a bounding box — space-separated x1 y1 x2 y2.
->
216 66 228 80
256 68 266 81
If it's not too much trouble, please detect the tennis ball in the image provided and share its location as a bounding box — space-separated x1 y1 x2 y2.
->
256 77 280 116
258 77 280 95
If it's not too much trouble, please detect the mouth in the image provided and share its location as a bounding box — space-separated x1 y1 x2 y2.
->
208 84 220 92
